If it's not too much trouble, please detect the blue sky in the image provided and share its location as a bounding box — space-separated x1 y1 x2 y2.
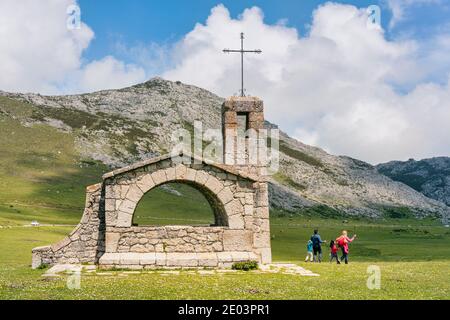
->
78 0 448 68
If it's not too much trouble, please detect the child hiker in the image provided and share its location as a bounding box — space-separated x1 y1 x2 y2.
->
329 240 340 264
305 239 313 262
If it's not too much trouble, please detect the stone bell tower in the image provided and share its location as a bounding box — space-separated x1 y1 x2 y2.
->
222 96 271 264
222 96 266 177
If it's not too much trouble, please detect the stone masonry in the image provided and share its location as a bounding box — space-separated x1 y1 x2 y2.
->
32 96 272 269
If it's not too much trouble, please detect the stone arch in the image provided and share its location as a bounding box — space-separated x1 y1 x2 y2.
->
131 179 228 227
105 162 245 230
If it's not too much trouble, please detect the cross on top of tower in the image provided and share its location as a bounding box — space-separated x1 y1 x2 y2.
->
223 33 262 97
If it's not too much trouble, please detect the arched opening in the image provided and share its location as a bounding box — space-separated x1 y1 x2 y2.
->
132 181 228 227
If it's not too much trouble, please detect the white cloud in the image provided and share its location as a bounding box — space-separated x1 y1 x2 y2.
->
162 3 450 164
0 0 145 94
74 56 146 93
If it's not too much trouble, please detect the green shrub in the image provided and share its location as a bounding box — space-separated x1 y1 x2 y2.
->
232 260 258 271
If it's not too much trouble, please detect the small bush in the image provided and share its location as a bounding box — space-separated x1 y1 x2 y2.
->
232 261 258 271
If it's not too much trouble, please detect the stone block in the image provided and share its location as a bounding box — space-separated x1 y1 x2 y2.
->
185 168 197 181
99 253 121 265
230 251 251 262
205 176 224 194
255 206 269 219
217 187 234 205
118 199 137 215
139 253 156 265
165 167 176 181
223 111 237 124
245 193 254 205
255 218 270 232
244 204 253 216
118 185 130 199
244 216 254 229
105 184 116 199
116 212 133 227
105 232 120 253
228 214 245 229
105 198 115 212
166 253 198 267
255 247 272 264
136 173 155 194
175 164 188 179
197 252 219 267
105 211 117 226
217 251 233 263
249 112 264 123
223 230 253 251
253 232 271 248
119 253 141 265
225 199 243 216
195 171 209 185
31 252 43 269
151 170 167 186
126 185 144 203
155 253 167 266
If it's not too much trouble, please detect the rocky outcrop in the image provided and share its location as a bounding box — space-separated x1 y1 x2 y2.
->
377 157 450 207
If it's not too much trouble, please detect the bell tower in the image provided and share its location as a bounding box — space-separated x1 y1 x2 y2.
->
222 96 266 175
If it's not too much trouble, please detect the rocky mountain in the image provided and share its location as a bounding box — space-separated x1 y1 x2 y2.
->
1 78 449 222
377 158 450 207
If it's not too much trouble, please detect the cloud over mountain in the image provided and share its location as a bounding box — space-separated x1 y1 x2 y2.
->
0 1 449 164
162 4 450 164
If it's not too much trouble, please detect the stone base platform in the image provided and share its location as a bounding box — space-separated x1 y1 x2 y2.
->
99 251 259 269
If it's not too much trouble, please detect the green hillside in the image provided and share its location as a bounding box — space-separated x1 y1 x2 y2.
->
0 96 215 227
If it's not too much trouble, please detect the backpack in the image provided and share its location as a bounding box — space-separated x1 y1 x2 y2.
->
336 236 345 248
311 235 321 247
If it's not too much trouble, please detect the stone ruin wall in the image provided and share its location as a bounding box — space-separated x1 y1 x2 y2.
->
32 155 271 269
32 183 104 268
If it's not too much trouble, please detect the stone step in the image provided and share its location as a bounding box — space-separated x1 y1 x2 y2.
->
98 251 259 268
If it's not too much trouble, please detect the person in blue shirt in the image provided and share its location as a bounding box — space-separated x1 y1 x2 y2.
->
311 229 327 262
305 240 313 262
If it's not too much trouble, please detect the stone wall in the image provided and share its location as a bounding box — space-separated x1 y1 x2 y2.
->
109 226 226 253
32 183 105 268
32 153 272 269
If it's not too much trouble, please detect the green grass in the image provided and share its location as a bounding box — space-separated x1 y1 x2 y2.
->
270 215 450 262
133 183 214 226
0 222 449 300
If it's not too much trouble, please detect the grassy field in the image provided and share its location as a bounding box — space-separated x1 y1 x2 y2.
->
1 96 449 299
0 215 449 300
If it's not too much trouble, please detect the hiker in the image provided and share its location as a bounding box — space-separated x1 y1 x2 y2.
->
329 240 340 264
311 229 326 262
336 230 357 264
305 239 314 262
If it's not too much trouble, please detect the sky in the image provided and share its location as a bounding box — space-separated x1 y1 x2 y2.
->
0 0 449 164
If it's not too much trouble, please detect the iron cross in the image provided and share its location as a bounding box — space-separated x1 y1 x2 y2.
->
223 33 262 97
